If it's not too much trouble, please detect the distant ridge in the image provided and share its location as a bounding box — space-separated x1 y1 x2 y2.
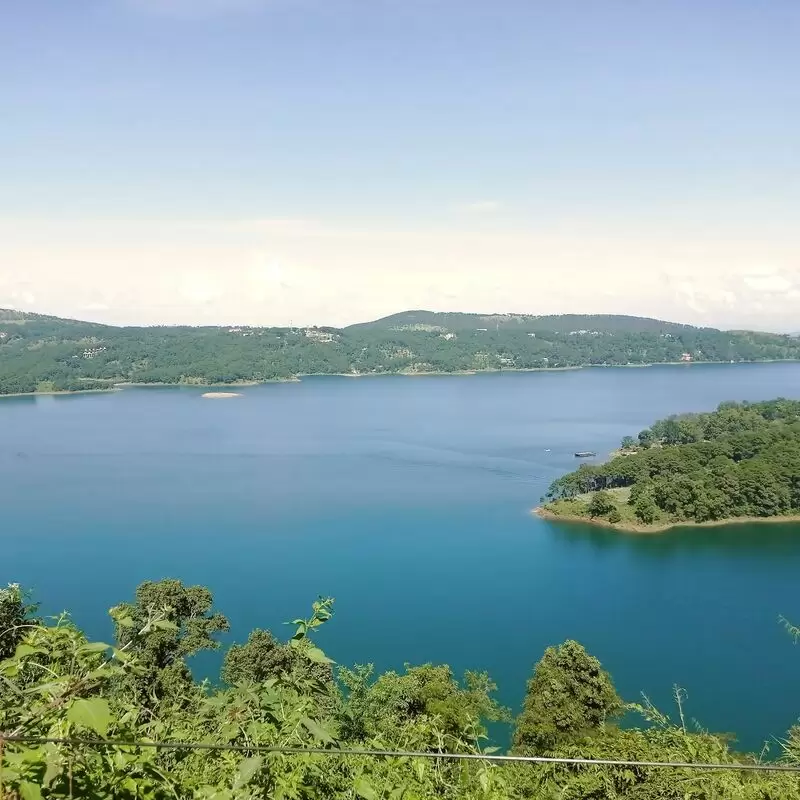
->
347 310 703 335
0 307 777 336
1 307 799 396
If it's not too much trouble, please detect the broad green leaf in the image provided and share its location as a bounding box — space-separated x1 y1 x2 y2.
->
67 696 111 735
2 749 24 769
14 643 38 658
19 782 43 800
21 748 44 763
111 647 131 663
220 722 239 742
300 716 335 744
153 619 178 631
355 777 378 800
43 756 62 788
80 641 112 653
87 665 123 680
115 616 135 628
305 646 334 664
233 755 263 790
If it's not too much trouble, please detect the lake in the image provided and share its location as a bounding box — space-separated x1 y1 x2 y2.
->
3 362 800 752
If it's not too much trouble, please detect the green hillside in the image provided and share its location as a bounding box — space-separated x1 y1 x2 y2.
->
1 308 799 395
349 310 700 334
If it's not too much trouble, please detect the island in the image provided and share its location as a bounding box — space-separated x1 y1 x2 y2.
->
537 398 800 532
2 308 800 396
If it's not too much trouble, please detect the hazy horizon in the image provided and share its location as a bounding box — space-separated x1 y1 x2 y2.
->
3 1 798 332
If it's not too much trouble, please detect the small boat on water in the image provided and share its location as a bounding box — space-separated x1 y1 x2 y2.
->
574 451 597 458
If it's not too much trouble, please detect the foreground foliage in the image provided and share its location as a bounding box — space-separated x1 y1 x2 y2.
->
1 580 798 798
2 308 800 394
545 398 800 527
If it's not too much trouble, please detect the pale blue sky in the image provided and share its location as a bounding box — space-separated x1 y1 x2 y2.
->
2 0 799 328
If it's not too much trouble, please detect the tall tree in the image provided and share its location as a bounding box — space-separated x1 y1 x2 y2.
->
113 579 229 709
588 490 616 518
222 628 334 690
338 663 509 744
513 640 622 753
0 583 38 661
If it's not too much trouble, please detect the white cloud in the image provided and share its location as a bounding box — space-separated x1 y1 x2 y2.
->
0 289 36 308
1 216 798 331
178 271 224 306
742 273 793 293
660 261 800 331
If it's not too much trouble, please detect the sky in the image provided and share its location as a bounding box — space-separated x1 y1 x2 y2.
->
1 0 799 330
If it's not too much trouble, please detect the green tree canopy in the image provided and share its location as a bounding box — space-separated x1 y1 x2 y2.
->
512 640 622 754
2 582 800 798
112 579 229 708
0 583 38 661
222 628 330 686
545 399 800 527
587 490 616 518
339 663 509 744
4 309 800 394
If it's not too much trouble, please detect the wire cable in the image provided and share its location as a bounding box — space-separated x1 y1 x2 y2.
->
2 736 799 773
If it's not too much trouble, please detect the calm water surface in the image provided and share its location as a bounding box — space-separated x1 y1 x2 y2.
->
3 363 800 751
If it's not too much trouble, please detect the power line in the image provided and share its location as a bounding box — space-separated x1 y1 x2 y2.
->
2 736 799 773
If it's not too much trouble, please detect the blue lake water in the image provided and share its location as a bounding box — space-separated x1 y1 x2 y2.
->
3 363 800 752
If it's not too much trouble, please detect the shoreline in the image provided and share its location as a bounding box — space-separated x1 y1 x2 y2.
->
1 359 799 399
533 506 800 535
112 380 266 388
0 387 120 399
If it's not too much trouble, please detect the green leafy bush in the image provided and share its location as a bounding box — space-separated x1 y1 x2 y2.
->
1 580 799 799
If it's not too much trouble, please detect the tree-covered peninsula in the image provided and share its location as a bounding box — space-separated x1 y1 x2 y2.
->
540 398 800 531
2 580 800 799
2 308 800 395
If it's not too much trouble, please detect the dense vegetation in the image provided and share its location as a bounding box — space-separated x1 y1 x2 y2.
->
2 308 800 395
544 398 800 528
1 580 799 799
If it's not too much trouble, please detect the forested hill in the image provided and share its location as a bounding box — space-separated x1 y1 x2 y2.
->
2 307 800 395
348 310 700 334
543 398 800 530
